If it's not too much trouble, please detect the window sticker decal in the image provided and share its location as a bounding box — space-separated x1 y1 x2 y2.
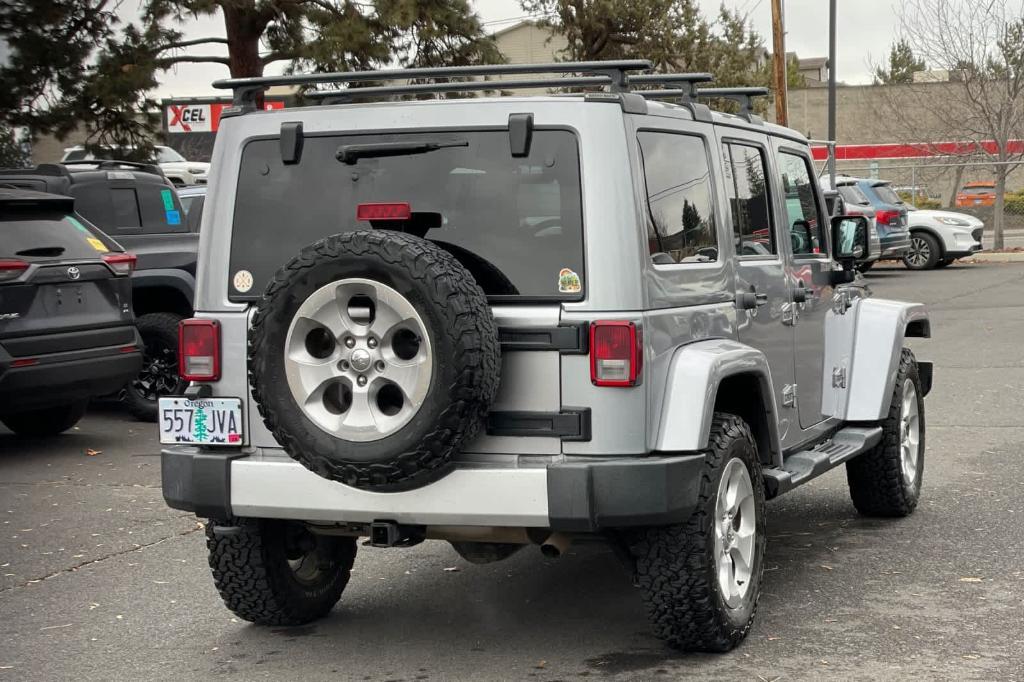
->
557 268 581 294
233 270 254 293
64 215 89 233
87 237 109 253
160 188 175 211
166 209 182 225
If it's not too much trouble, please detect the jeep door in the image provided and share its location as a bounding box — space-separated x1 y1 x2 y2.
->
718 130 797 436
768 142 833 428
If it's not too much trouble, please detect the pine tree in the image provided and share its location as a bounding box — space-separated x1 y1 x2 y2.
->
192 407 209 442
874 39 926 84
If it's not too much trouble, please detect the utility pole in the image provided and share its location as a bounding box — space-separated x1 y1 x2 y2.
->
771 0 788 126
827 0 837 186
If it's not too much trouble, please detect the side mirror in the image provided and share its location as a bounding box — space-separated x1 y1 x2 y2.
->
831 215 869 268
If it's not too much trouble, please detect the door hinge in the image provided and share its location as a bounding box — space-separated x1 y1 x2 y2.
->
782 384 797 407
781 302 799 326
832 367 847 389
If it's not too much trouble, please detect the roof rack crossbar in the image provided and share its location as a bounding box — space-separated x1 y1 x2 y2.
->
695 87 770 116
215 60 654 108
627 73 714 101
307 76 613 102
61 159 164 177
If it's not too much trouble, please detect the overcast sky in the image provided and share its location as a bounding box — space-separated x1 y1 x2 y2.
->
137 0 899 98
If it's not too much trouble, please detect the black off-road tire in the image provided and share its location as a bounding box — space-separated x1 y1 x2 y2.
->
903 231 942 270
628 413 767 652
856 260 875 273
846 348 925 517
1 401 88 436
206 518 357 626
124 312 187 422
249 230 500 492
936 258 954 268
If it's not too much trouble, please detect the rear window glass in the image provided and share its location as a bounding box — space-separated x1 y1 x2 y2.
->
0 208 119 260
838 184 871 205
961 187 994 195
229 130 584 300
872 184 903 204
111 188 142 228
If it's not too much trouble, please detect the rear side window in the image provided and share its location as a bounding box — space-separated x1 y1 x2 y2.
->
0 208 119 260
723 143 775 256
111 188 142 228
838 184 871 206
637 132 717 263
872 184 904 204
229 130 584 300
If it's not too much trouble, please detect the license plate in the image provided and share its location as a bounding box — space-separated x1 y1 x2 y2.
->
159 397 243 445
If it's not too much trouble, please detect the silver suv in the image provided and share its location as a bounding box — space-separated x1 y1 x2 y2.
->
160 61 933 652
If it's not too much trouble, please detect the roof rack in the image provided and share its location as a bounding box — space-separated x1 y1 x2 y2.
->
0 163 70 178
627 73 714 101
696 87 770 119
61 159 165 177
214 60 654 111
307 76 613 103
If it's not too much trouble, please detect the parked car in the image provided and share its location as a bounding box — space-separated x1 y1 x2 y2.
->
176 185 206 233
0 162 195 421
161 62 932 653
0 189 142 435
903 208 984 269
833 176 911 268
61 145 209 187
956 181 997 207
821 179 882 271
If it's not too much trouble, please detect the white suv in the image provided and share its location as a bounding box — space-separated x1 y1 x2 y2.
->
61 145 209 186
904 207 984 270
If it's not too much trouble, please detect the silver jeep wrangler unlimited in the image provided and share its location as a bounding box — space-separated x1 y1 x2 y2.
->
160 61 932 652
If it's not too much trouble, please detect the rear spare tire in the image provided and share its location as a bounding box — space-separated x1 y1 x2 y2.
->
249 230 500 491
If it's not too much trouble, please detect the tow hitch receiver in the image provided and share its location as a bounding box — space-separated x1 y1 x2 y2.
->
368 521 424 548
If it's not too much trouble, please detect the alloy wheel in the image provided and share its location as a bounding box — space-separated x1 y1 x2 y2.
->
899 378 921 485
713 458 757 609
906 236 931 268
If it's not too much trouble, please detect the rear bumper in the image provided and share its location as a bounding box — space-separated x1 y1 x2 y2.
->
0 340 142 411
162 447 706 531
879 232 912 257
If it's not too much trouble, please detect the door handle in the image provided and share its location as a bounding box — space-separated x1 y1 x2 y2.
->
737 291 769 309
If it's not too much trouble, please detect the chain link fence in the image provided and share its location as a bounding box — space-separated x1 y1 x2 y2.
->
827 159 1024 233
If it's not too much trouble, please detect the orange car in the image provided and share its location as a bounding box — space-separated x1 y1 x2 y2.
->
956 181 997 207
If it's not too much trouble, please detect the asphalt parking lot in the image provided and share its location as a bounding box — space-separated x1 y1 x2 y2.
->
2 261 1023 681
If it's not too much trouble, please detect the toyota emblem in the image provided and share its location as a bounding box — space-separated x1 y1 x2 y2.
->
67 266 81 280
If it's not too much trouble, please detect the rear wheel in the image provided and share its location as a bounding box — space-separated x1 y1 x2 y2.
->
903 232 941 270
846 348 924 516
206 518 357 625
629 413 766 652
124 312 187 422
0 401 88 436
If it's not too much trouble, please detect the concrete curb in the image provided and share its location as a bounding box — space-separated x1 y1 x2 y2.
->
965 252 1024 262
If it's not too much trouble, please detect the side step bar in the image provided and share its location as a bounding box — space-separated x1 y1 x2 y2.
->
762 425 884 499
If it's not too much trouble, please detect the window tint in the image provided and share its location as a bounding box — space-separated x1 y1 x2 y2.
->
110 188 142 228
838 184 871 205
230 130 584 300
777 151 826 256
1 209 119 259
64 149 88 161
872 184 903 204
637 132 717 263
723 143 774 256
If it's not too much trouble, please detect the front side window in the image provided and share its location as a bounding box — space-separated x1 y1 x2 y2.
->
637 131 717 263
777 151 826 256
723 143 775 257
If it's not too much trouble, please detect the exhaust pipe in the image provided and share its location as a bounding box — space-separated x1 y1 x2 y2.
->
540 532 571 559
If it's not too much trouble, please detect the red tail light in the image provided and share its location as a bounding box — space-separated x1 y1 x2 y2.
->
178 319 220 381
0 259 29 283
356 202 411 221
590 321 641 387
875 209 900 226
103 252 137 276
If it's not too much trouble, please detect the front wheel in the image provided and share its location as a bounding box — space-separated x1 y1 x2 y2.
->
846 348 925 516
629 413 766 652
206 518 357 625
903 232 941 270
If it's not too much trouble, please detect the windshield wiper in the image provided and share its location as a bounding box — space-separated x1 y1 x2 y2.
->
16 246 65 257
336 140 468 165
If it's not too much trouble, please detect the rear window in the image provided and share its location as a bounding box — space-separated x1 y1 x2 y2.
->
838 184 871 205
0 208 120 260
229 130 584 301
872 184 904 204
961 186 994 195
